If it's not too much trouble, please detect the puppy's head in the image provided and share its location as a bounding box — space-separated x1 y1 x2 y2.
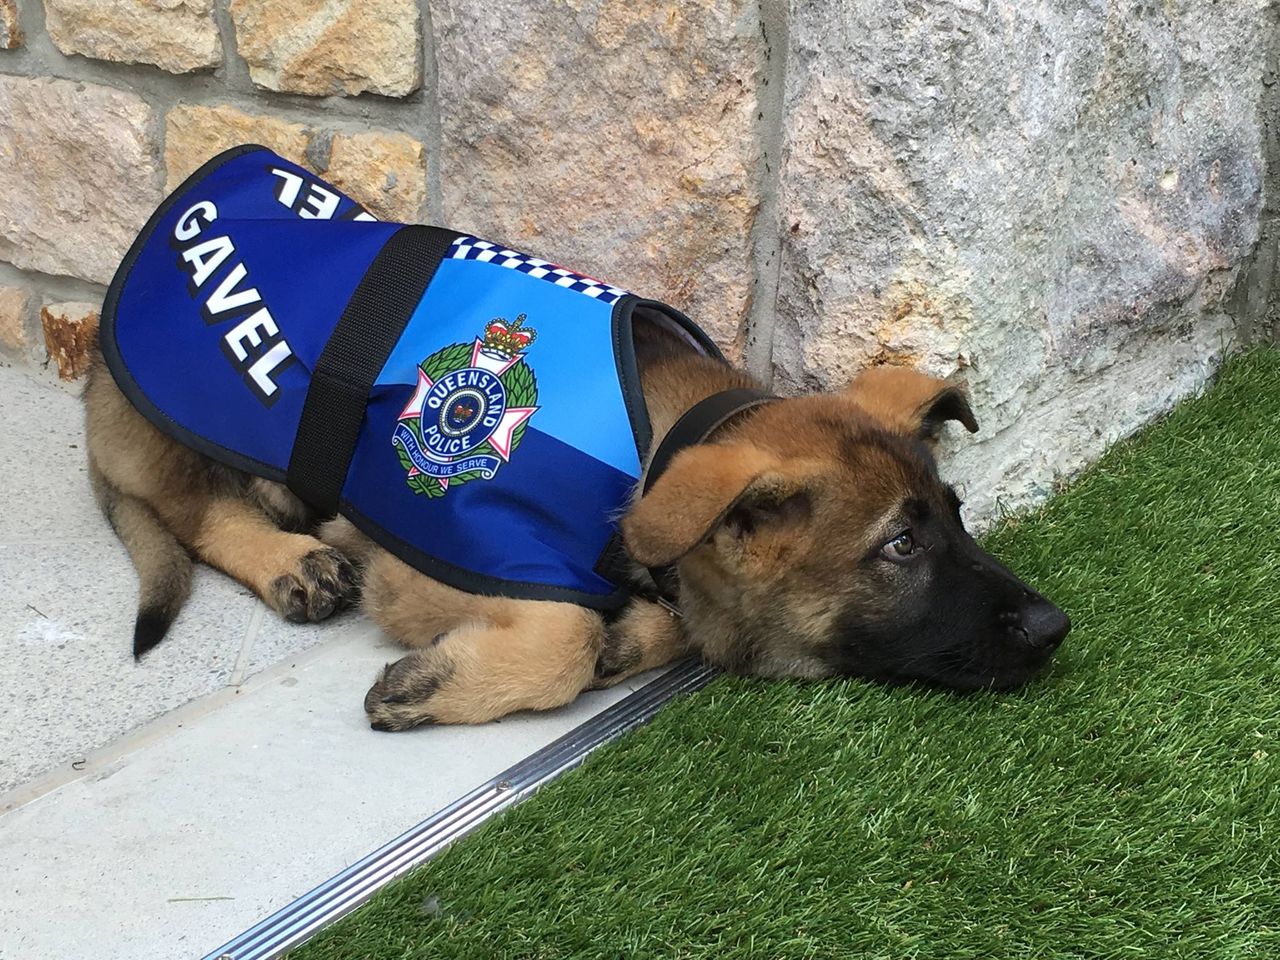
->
622 367 1069 691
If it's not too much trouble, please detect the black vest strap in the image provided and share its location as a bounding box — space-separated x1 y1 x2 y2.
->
286 225 461 514
642 387 777 602
644 388 777 495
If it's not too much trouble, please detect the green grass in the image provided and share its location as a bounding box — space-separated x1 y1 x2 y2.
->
294 349 1280 960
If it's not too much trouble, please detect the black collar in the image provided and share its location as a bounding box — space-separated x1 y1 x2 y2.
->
642 387 777 608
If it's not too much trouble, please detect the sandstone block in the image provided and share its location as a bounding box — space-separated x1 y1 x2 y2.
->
41 301 100 380
1 0 21 49
45 0 221 74
165 104 311 190
431 0 763 352
0 77 161 285
229 0 421 97
0 285 31 355
326 131 427 222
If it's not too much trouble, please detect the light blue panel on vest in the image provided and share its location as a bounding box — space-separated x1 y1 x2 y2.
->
376 256 642 479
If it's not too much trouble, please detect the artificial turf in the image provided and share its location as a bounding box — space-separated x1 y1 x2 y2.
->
294 349 1280 960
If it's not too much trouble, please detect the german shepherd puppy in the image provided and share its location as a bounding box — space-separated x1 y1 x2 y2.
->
84 316 1069 729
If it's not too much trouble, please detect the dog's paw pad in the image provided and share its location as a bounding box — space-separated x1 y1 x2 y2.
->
363 655 451 732
270 547 359 624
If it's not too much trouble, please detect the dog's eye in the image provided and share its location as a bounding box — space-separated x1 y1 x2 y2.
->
880 530 916 561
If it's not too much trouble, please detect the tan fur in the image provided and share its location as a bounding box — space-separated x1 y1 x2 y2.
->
248 477 312 532
317 515 377 565
622 393 959 678
85 352 357 638
843 366 977 441
637 350 759 454
89 463 192 633
622 444 785 566
591 599 688 688
86 319 978 725
361 554 604 726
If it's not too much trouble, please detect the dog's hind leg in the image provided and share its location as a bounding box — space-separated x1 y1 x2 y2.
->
363 604 604 729
86 358 357 638
359 555 604 728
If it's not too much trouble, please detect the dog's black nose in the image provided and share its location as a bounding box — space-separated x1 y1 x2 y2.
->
1018 599 1071 652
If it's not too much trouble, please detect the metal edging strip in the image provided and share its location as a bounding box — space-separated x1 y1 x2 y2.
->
201 658 719 960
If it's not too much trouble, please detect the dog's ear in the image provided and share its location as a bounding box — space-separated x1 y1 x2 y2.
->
844 366 978 443
622 444 815 568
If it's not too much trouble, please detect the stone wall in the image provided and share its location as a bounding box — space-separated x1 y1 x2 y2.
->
0 0 1275 522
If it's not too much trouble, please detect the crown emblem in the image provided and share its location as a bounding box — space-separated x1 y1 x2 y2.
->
394 316 540 499
482 314 537 358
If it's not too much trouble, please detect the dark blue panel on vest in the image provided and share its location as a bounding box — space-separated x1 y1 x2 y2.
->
107 147 399 474
101 144 717 608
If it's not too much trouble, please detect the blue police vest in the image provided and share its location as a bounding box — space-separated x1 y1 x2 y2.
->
101 144 721 609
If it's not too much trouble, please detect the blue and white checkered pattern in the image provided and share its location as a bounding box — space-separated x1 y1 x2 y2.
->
449 236 630 305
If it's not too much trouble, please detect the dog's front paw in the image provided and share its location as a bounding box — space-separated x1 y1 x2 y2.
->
364 650 453 732
268 546 359 624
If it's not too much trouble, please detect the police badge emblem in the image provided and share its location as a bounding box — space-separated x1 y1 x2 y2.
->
393 315 540 498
